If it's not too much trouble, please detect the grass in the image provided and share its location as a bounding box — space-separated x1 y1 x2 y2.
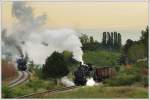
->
2 50 148 98
41 85 148 98
83 50 120 67
2 74 64 98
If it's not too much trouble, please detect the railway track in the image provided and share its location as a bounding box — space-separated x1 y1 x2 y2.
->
17 86 78 98
8 71 29 88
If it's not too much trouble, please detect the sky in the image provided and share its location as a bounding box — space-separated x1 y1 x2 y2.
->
2 0 148 44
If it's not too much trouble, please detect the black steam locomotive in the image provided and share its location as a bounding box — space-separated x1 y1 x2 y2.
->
16 55 27 71
74 63 93 85
74 63 115 85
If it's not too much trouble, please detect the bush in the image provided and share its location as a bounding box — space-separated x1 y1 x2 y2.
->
104 65 142 86
13 87 28 96
133 61 148 69
142 76 148 87
128 43 146 62
34 67 45 79
115 65 120 72
83 50 120 67
26 79 43 91
2 85 13 98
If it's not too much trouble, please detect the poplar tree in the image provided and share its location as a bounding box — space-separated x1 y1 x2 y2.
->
118 33 122 49
107 32 111 50
102 32 107 47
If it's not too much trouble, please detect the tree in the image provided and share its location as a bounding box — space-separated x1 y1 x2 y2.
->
62 51 73 62
42 51 69 84
140 26 148 57
102 32 107 47
28 60 34 72
114 32 118 49
128 43 146 63
122 39 133 64
89 36 94 43
107 32 111 49
80 34 89 45
101 31 122 51
124 39 133 55
80 34 101 51
110 32 114 49
117 33 122 49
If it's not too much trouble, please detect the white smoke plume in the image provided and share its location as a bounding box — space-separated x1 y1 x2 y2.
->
61 76 75 87
2 1 83 64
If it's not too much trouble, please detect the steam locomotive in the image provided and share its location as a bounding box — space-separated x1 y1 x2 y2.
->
74 63 115 85
16 55 27 71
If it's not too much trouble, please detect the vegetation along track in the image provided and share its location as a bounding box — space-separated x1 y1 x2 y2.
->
17 86 78 98
8 71 30 88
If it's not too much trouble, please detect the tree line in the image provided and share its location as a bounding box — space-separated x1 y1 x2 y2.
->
80 31 122 51
119 26 148 65
102 32 121 50
80 34 101 51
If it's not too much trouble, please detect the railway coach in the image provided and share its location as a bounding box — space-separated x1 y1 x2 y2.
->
93 67 116 82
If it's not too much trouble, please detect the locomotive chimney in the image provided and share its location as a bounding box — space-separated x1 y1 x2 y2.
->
79 62 82 67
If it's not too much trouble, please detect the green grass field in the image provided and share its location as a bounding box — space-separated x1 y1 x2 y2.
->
41 85 148 98
2 77 64 98
83 50 121 67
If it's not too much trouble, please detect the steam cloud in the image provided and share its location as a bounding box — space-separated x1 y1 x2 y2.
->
86 77 96 86
2 1 83 64
61 76 75 87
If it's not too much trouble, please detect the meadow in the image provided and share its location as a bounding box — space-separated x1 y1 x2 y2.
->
41 85 148 98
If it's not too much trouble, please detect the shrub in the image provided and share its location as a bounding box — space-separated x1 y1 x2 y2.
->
128 43 146 63
83 50 120 67
26 79 43 91
104 65 143 86
2 85 13 98
142 76 148 87
13 87 27 96
34 67 45 79
133 61 148 69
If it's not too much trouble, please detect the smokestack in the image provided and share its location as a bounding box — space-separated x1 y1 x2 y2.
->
79 62 82 67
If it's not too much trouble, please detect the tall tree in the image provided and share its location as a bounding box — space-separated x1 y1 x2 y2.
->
114 32 118 49
89 36 94 43
102 32 107 47
140 26 148 57
110 32 114 49
117 33 122 49
107 32 111 50
124 39 133 55
42 51 69 84
80 34 89 45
